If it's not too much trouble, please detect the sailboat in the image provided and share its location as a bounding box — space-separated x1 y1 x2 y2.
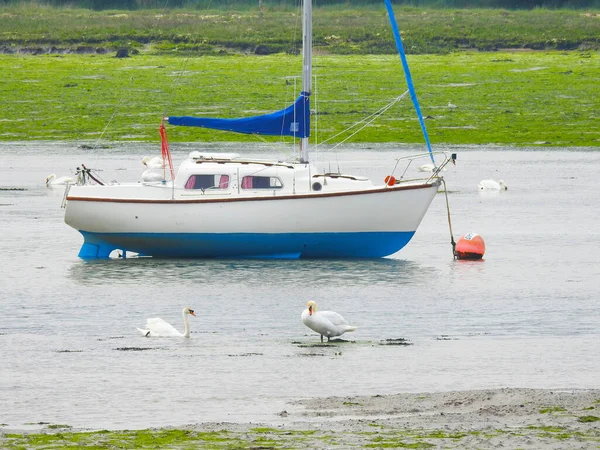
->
63 0 454 259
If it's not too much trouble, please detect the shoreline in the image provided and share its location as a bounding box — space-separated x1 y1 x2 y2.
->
2 388 599 448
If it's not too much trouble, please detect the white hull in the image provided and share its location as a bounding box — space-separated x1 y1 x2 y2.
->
66 184 437 234
64 170 440 258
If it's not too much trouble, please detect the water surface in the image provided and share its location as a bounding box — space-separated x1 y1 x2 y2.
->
0 142 598 430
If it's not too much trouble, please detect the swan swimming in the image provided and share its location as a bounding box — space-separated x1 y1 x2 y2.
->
142 156 165 169
478 179 508 190
417 163 446 173
137 306 196 338
301 300 357 343
45 174 76 187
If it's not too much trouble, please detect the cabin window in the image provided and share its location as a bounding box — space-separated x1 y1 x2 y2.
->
241 176 283 189
185 174 229 190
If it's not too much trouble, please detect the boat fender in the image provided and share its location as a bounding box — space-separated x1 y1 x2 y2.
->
312 182 322 191
385 175 396 186
455 232 485 260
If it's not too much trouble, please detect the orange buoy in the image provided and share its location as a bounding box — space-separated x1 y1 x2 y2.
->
385 175 396 186
455 232 485 260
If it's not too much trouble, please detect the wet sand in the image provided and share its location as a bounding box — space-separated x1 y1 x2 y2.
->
2 388 599 448
193 388 600 449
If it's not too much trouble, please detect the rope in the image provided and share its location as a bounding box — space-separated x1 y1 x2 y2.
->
441 178 457 258
320 90 409 150
77 164 105 186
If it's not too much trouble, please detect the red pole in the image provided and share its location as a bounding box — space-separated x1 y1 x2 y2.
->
159 120 175 180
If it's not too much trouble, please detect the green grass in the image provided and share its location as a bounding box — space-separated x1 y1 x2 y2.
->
1 5 599 55
1 51 599 146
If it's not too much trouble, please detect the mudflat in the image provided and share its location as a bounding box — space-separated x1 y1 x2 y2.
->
2 388 599 448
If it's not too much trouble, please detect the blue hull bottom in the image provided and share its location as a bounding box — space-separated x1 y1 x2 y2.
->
77 230 416 259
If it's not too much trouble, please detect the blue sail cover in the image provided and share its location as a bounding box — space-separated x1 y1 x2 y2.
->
167 92 310 138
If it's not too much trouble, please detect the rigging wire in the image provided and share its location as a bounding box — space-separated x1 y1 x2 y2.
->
161 54 191 121
313 74 318 162
86 0 174 182
94 89 127 148
274 0 303 163
321 90 409 151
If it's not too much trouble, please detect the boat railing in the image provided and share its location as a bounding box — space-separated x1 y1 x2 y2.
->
75 164 105 186
391 151 456 185
61 184 71 209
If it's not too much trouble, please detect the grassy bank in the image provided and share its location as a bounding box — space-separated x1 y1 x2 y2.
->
1 51 598 146
1 5 599 55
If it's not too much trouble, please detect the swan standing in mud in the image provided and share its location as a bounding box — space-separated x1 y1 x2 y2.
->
301 301 357 343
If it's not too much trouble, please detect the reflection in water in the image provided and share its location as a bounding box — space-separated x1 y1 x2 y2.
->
69 257 436 287
447 258 487 277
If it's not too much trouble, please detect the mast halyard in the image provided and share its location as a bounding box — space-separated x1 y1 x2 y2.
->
300 0 312 163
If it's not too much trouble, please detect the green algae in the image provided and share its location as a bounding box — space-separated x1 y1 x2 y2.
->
365 441 435 449
2 423 599 449
1 51 599 147
366 435 435 449
2 429 237 449
539 406 567 414
421 430 468 439
578 415 600 423
528 425 567 432
46 424 72 429
525 425 591 441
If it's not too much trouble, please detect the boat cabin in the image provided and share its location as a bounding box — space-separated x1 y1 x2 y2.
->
157 152 374 197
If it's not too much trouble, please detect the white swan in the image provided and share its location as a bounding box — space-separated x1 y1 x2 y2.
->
142 156 165 169
301 300 357 343
137 306 196 338
417 163 446 173
141 170 164 183
45 174 76 187
478 179 508 190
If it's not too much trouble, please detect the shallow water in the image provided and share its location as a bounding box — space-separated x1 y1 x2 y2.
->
0 142 598 430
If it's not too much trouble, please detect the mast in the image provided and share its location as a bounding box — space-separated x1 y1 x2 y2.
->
301 0 312 163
